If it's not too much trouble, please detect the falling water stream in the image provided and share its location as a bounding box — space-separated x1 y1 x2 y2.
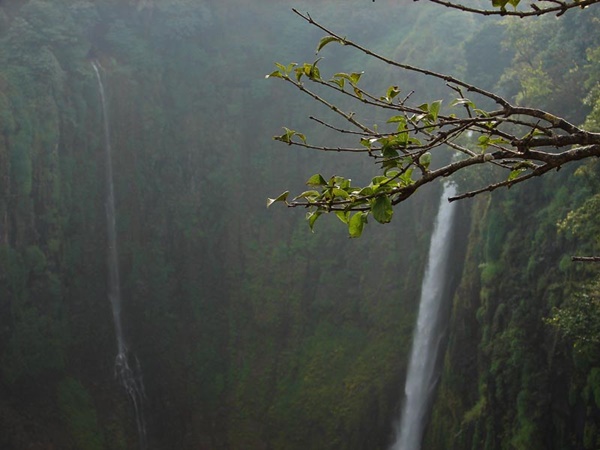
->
92 61 148 450
391 182 458 450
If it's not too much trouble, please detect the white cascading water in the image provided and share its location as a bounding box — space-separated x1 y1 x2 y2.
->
391 182 458 450
92 61 148 450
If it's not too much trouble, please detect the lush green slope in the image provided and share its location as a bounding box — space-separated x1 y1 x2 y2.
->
426 8 600 450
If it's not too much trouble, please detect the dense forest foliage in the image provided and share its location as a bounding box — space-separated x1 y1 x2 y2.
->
0 0 599 449
423 9 600 450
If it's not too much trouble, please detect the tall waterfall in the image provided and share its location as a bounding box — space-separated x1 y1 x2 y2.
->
391 182 458 450
92 61 148 450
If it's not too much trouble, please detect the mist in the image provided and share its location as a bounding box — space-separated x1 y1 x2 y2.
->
1 1 598 449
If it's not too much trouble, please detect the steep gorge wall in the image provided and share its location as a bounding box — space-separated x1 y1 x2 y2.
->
426 8 600 449
427 174 600 450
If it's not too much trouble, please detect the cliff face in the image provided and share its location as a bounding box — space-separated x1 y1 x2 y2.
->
425 8 600 449
427 174 600 450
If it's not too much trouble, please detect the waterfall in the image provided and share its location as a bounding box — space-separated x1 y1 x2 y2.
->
391 182 458 450
92 61 148 450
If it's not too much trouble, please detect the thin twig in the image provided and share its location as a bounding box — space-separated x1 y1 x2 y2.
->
293 8 512 108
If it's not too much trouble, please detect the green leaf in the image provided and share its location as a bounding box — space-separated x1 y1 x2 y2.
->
330 78 345 89
306 210 323 232
296 59 323 81
372 175 389 185
371 195 393 224
477 135 490 149
357 186 374 197
273 62 298 75
350 72 363 85
334 176 351 190
381 85 401 103
429 100 442 121
294 190 320 200
333 72 352 81
295 64 313 82
360 138 374 149
335 211 350 224
332 188 350 199
316 36 343 53
387 115 406 124
309 65 321 80
492 0 509 7
401 156 414 167
409 136 423 146
508 169 525 181
400 168 414 186
306 174 328 186
265 70 282 79
450 98 475 108
266 191 289 207
295 132 307 144
348 212 367 238
393 132 409 147
419 152 431 170
382 146 399 159
274 127 306 145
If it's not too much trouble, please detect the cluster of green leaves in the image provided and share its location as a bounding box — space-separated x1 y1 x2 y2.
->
267 57 468 236
267 59 367 104
268 164 421 237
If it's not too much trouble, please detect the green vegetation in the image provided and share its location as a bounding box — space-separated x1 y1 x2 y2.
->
0 0 599 449
58 378 105 450
419 8 600 448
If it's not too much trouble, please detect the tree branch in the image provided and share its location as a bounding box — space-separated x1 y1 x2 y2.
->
572 256 600 262
420 0 600 17
266 8 600 237
294 8 513 108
